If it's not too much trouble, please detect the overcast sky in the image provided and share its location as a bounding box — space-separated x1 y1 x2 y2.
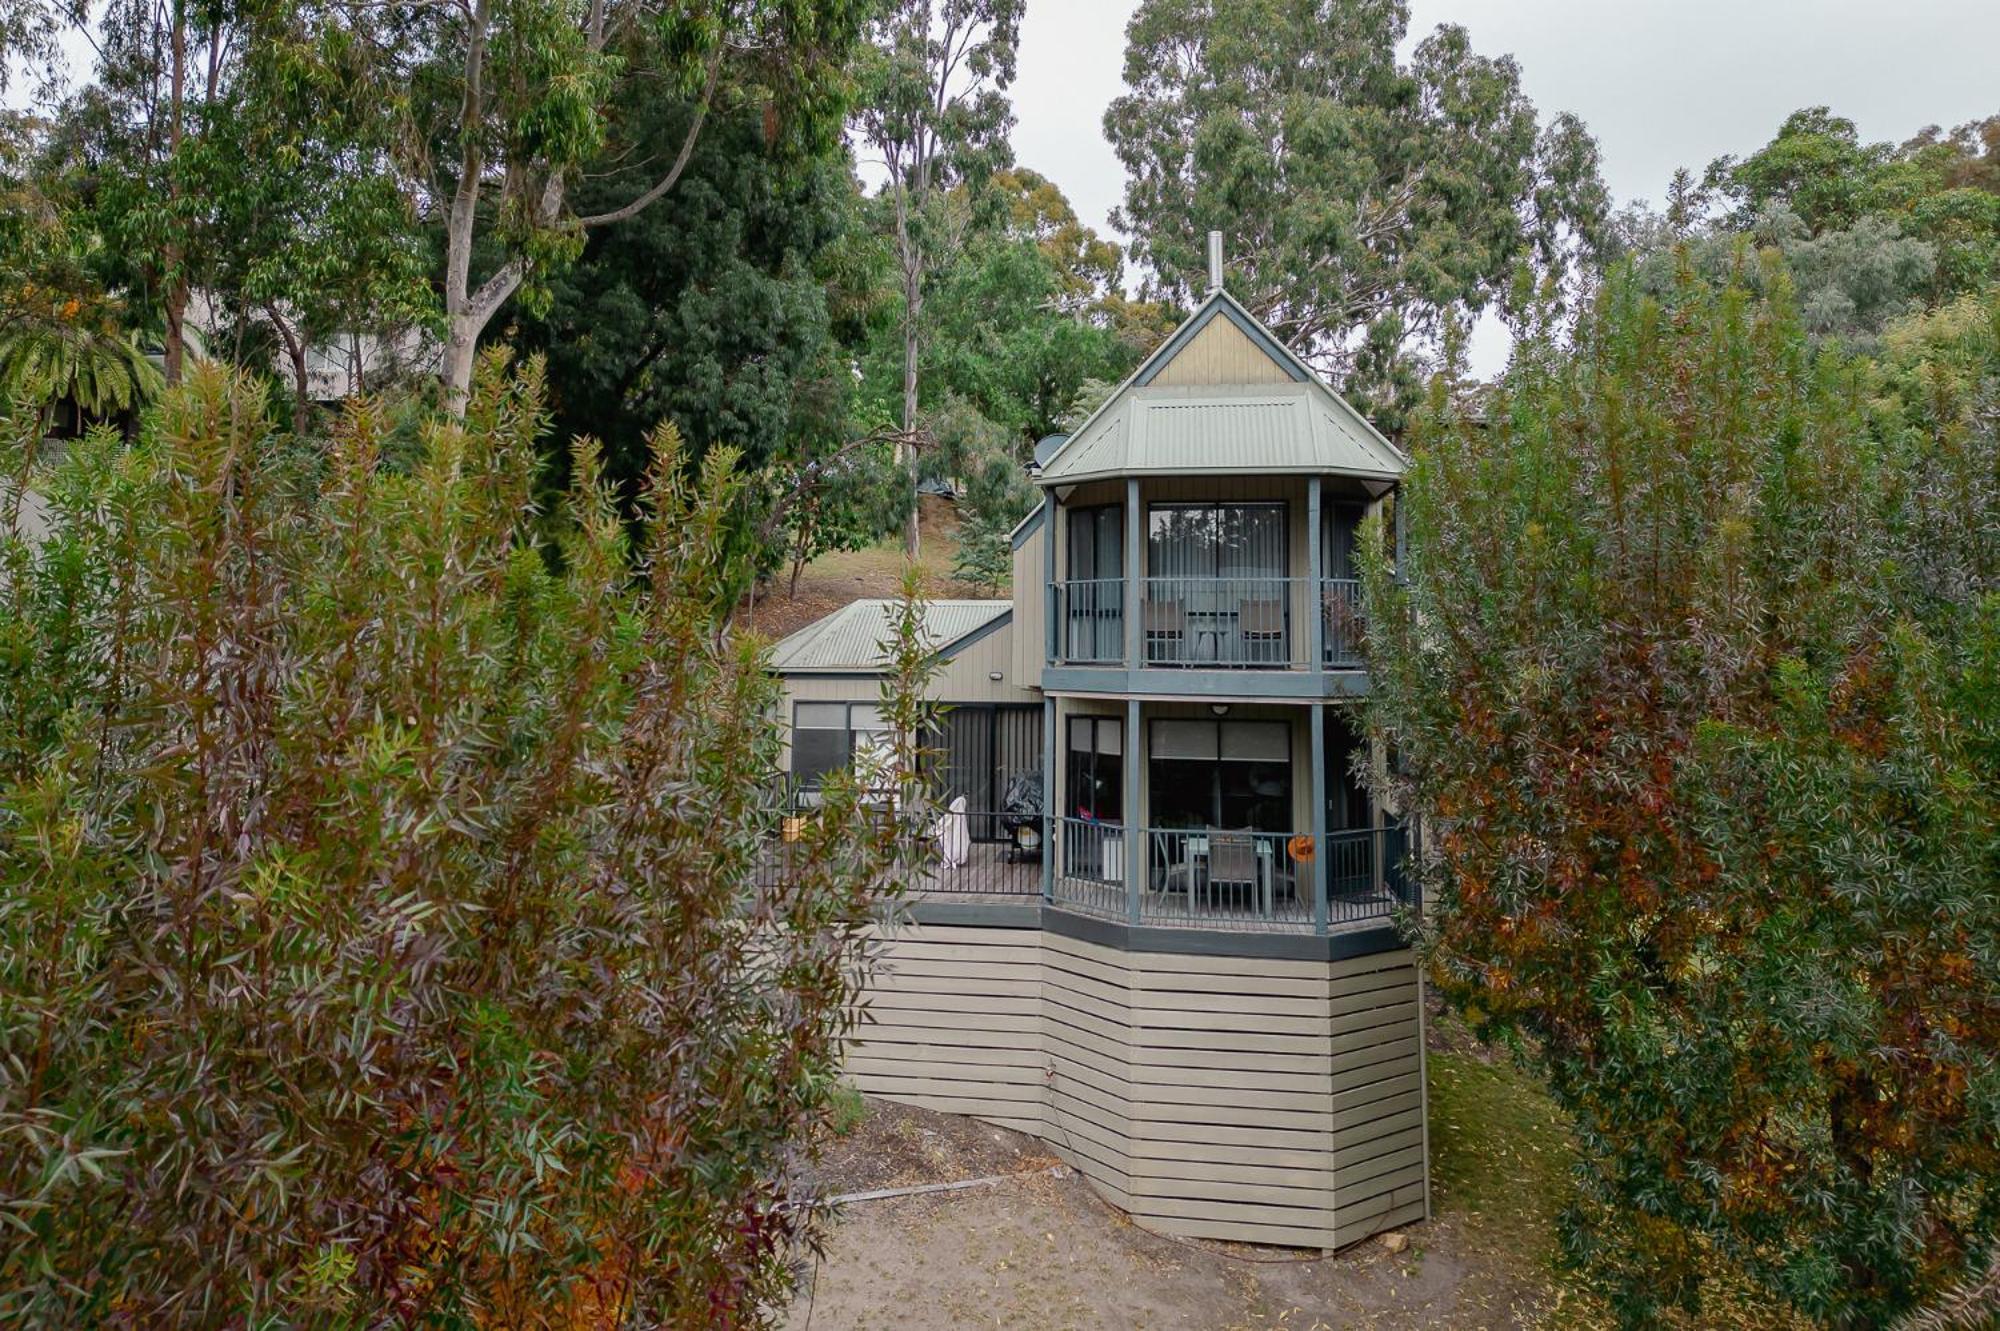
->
1004 0 1999 371
1018 0 2000 247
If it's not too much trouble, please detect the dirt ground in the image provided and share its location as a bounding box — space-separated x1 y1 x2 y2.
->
739 497 989 644
785 1010 1805 1331
787 1161 1538 1331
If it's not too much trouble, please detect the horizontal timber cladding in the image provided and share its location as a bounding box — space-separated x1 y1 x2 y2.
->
841 922 1429 1249
844 923 1048 1136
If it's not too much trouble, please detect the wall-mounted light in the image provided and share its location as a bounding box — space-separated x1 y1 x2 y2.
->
1209 703 1231 717
989 670 1004 682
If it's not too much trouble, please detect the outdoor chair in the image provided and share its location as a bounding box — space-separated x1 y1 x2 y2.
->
1237 598 1285 664
1144 598 1188 663
1200 828 1260 913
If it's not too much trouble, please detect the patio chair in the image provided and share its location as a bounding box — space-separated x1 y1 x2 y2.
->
1200 828 1259 913
1143 598 1188 663
1238 598 1285 665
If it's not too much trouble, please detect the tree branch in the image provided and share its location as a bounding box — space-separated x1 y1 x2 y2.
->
577 46 723 229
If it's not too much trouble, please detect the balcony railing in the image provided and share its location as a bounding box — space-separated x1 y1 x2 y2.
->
1051 576 1368 672
1321 577 1365 669
1141 575 1305 667
1053 578 1124 664
758 808 1042 900
1051 818 1414 934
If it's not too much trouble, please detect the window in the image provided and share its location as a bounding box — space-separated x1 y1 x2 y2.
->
1066 504 1123 582
1148 719 1292 833
792 702 891 790
1064 716 1123 822
1064 505 1125 662
1148 502 1287 581
1321 502 1365 581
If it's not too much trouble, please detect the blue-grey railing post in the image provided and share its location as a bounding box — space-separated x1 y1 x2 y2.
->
1125 697 1142 924
1307 475 1325 677
1041 697 1056 903
1044 496 1058 663
1123 477 1141 671
1310 701 1329 934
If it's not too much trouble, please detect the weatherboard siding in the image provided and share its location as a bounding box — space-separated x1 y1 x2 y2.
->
1011 525 1045 685
1147 314 1297 388
843 922 1430 1249
844 923 1046 1136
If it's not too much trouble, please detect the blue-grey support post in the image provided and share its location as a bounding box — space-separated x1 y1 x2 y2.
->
1042 696 1056 903
1393 481 1406 584
1044 493 1058 663
1125 696 1143 925
1307 475 1325 678
1124 477 1142 670
1310 702 1329 934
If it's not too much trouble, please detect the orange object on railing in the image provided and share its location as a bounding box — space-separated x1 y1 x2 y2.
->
1286 834 1315 862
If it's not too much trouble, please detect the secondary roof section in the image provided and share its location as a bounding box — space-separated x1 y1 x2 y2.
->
767 599 1012 675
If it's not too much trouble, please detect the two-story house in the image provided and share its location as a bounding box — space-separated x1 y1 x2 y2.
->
770 238 1428 1251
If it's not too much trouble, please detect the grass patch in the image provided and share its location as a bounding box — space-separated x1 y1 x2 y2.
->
1428 1037 1812 1331
1429 1049 1574 1266
826 1082 868 1138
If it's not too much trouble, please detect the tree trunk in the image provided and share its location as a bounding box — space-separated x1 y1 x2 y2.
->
163 0 188 386
901 266 921 560
264 305 310 434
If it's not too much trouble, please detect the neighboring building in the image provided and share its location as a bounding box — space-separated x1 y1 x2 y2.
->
768 238 1427 1251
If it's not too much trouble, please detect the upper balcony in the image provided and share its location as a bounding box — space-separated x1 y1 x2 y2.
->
1028 478 1385 697
1053 574 1365 671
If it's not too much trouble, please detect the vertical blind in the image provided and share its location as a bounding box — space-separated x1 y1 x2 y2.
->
1147 503 1287 580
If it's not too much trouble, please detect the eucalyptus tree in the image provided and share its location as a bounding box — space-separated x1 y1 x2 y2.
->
851 0 1022 556
1105 0 1608 431
340 0 870 411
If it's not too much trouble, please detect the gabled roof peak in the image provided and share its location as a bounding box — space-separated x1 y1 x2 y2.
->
1033 286 1407 486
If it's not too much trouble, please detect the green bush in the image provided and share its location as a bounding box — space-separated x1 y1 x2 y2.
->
0 356 928 1326
1367 269 2000 1327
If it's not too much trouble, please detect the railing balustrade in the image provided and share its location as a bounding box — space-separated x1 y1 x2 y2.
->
1050 576 1366 672
1320 577 1366 669
1140 575 1304 667
756 807 1042 899
1053 820 1415 935
1052 578 1125 664
1049 815 1128 917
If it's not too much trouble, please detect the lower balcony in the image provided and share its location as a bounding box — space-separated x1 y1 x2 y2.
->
1049 818 1413 935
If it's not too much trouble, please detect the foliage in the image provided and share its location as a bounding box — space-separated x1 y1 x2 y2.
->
1705 107 2000 306
826 1082 868 1138
1105 0 1609 431
928 394 1032 592
0 356 933 1325
1366 266 2000 1327
1618 206 1937 352
0 190 160 426
515 91 856 496
852 0 1024 555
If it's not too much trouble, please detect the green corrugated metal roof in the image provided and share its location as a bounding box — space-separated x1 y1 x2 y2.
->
1036 383 1404 485
1033 288 1407 486
767 599 1012 674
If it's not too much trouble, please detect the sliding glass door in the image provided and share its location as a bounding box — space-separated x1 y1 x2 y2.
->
1064 504 1123 662
1147 719 1292 833
1146 502 1289 664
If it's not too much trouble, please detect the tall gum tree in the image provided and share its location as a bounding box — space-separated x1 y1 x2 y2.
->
316 0 868 411
852 0 1021 557
1105 0 1608 430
